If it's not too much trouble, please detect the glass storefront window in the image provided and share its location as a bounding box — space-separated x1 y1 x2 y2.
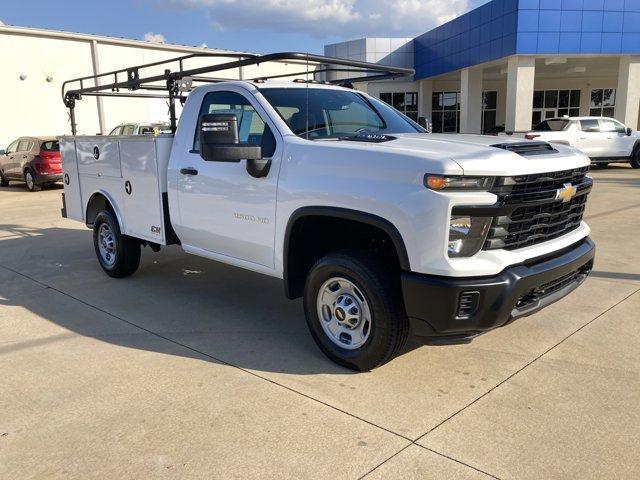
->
482 91 498 134
380 91 419 122
590 88 616 117
533 89 581 126
432 91 459 133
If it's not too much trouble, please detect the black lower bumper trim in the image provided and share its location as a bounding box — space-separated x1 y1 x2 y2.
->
403 237 595 337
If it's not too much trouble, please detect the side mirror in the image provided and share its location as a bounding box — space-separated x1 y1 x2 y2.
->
199 113 262 162
627 127 633 136
0 149 5 155
417 116 427 129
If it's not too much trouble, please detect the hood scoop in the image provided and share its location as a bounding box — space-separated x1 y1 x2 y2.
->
491 141 558 156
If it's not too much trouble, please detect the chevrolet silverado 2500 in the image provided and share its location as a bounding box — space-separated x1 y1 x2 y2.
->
58 53 595 370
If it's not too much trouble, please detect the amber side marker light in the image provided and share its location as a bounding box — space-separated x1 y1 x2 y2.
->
426 175 447 190
424 175 495 191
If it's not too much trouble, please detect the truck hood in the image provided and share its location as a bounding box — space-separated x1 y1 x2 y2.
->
374 133 590 176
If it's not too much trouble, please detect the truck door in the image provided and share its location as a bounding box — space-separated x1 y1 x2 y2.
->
600 118 635 157
174 88 280 269
575 119 607 158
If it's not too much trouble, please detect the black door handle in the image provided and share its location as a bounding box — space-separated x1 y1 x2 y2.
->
180 168 198 175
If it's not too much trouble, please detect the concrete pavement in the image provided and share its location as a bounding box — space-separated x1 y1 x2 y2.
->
1 165 639 479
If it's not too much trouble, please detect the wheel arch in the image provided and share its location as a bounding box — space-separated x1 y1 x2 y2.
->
85 190 124 231
283 206 410 299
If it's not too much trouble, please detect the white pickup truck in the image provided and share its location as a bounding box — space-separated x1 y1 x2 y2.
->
59 53 595 371
522 117 640 168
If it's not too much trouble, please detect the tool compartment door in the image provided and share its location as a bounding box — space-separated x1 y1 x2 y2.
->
59 138 84 221
119 137 166 244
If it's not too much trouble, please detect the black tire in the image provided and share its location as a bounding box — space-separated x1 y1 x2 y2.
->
24 169 41 192
93 210 141 278
630 149 640 169
303 250 409 371
0 171 8 187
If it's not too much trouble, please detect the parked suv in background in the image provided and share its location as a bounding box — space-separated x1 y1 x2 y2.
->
524 117 640 168
0 137 62 191
108 123 172 136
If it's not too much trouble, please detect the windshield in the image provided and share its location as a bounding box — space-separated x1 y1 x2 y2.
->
260 88 423 139
533 119 569 131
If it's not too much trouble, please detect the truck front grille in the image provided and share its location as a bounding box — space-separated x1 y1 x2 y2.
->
484 167 591 251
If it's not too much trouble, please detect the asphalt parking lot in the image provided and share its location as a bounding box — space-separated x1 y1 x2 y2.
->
1 165 639 479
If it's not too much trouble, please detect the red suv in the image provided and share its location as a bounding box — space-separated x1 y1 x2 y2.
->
0 137 62 191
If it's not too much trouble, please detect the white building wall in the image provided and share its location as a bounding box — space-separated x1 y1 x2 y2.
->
0 31 101 146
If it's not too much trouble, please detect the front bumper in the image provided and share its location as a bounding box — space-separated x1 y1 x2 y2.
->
402 237 595 340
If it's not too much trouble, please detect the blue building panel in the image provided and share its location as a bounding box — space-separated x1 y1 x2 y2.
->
413 0 640 80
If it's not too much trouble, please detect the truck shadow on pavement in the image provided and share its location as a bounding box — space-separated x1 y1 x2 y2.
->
0 225 421 374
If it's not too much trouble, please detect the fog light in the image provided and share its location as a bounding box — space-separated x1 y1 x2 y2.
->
457 291 480 318
448 216 492 257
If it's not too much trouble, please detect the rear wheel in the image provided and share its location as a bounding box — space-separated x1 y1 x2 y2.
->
24 169 40 192
630 150 640 169
93 210 141 278
303 250 408 371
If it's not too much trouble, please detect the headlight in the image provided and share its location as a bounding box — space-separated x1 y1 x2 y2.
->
448 216 492 257
425 175 495 191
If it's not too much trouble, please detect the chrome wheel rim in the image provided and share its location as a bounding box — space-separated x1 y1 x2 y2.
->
316 277 372 350
25 172 34 190
97 223 117 266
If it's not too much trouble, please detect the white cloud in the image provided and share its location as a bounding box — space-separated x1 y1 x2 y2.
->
164 0 473 38
143 32 167 43
0 19 5 26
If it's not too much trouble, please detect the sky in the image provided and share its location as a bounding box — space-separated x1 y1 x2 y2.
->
0 0 488 54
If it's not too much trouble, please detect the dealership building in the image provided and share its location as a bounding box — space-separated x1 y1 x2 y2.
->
327 0 640 133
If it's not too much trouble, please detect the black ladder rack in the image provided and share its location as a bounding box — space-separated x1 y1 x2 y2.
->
61 51 414 135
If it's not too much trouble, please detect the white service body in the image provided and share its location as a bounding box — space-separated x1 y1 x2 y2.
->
60 135 173 245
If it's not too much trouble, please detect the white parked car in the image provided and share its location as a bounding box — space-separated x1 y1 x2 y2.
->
58 53 596 371
523 117 640 168
108 123 172 136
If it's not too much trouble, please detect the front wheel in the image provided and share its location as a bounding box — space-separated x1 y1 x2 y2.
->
93 210 141 278
0 171 9 187
630 151 640 169
303 251 409 371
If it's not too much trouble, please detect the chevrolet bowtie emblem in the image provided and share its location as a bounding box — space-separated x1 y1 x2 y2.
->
555 183 577 203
